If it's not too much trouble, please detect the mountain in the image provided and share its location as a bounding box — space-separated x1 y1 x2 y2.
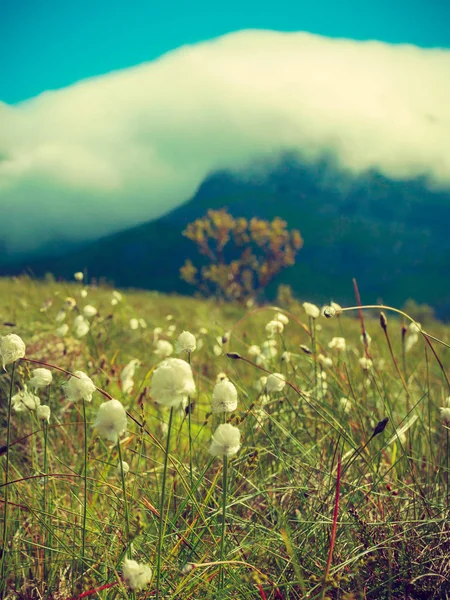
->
2 156 450 318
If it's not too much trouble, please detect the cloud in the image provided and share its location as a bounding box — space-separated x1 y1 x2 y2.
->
1 29 450 255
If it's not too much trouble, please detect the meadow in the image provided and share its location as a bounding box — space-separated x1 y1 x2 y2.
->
1 275 450 599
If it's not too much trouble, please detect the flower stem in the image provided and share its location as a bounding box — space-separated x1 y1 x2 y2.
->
81 398 88 570
43 419 49 581
117 441 131 557
155 406 174 600
219 455 228 591
0 362 15 596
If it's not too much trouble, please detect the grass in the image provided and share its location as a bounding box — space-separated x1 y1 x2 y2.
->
1 274 450 599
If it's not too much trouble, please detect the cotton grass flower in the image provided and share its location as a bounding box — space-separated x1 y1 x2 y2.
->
175 330 196 354
274 312 289 325
64 371 96 402
93 399 127 443
120 359 140 394
73 315 90 338
154 339 173 358
266 373 286 393
209 423 241 457
303 302 320 319
56 323 69 337
37 405 51 422
248 345 261 357
74 272 84 281
129 318 139 330
0 334 26 369
28 368 53 388
328 337 346 351
440 407 450 425
122 558 152 590
55 309 66 323
80 289 88 298
83 305 97 318
359 357 373 370
11 386 40 412
150 358 196 408
317 354 333 368
117 460 130 476
212 380 238 413
265 319 284 337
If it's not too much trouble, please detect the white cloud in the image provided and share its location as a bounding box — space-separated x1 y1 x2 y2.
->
1 29 450 254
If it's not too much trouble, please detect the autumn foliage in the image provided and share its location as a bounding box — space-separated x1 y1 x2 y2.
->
180 208 303 302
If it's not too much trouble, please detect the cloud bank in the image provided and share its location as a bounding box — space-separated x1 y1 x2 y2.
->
1 29 450 255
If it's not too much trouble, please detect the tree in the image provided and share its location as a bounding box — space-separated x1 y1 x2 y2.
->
180 208 303 303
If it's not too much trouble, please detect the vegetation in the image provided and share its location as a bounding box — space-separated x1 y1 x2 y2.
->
1 275 450 599
180 208 303 303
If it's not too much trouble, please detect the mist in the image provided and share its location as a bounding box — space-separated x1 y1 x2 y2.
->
1 29 449 255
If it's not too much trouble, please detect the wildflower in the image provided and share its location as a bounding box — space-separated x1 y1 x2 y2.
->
331 301 343 315
166 314 174 321
56 324 69 337
300 344 312 354
83 305 97 318
359 357 373 370
64 371 96 402
120 359 140 394
328 337 346 352
317 354 333 368
409 321 422 333
339 397 352 414
74 272 84 281
175 331 197 354
112 290 123 302
122 558 153 590
28 368 53 388
248 345 261 356
266 373 286 393
216 372 229 383
440 407 450 425
130 318 139 330
153 327 163 342
139 319 147 329
150 358 196 408
73 315 90 338
213 344 223 356
209 423 241 457
405 333 419 352
303 302 320 319
154 339 174 358
212 380 238 413
265 320 284 337
281 351 291 362
275 312 289 325
117 460 130 476
261 340 277 359
55 309 66 323
93 399 128 443
0 334 26 369
254 376 268 393
360 332 372 347
80 289 88 298
64 297 77 310
37 405 51 422
12 386 40 412
199 327 208 335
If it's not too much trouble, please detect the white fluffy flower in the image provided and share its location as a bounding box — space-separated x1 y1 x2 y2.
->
151 358 196 407
80 289 88 298
254 376 268 393
303 302 320 319
83 305 97 318
281 351 291 362
212 380 238 413
129 318 139 330
216 372 229 383
55 309 66 323
339 397 352 414
265 320 284 337
409 321 422 333
117 460 130 476
154 339 174 358
73 315 90 338
360 332 372 347
359 357 373 370
93 399 127 443
317 354 333 368
56 323 69 337
248 345 261 356
0 334 26 369
120 359 140 394
175 331 197 354
37 405 51 422
266 373 286 393
74 272 84 281
209 423 241 457
440 407 450 425
405 332 419 352
12 386 40 412
328 337 346 352
261 340 277 359
275 312 289 325
64 371 96 402
139 319 147 329
28 368 53 388
122 558 152 590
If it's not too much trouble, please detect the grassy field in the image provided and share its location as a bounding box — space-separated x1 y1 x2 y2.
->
1 275 450 599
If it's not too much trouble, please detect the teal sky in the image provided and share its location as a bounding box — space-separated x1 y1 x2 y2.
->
1 0 450 103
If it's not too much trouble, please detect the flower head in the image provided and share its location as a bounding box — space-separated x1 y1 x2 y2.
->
117 460 130 476
212 380 238 414
150 358 196 407
56 324 69 337
64 371 96 402
37 405 51 422
275 312 289 325
265 320 284 338
83 305 97 318
120 359 140 394
93 399 127 443
359 357 373 370
130 318 139 330
209 423 241 457
328 337 346 352
73 315 90 338
28 368 53 389
0 334 26 369
12 385 40 412
303 302 320 319
175 331 197 354
154 339 174 358
74 272 84 281
265 373 286 393
440 407 450 425
122 558 152 590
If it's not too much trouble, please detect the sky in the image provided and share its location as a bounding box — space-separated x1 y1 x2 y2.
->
1 1 450 256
